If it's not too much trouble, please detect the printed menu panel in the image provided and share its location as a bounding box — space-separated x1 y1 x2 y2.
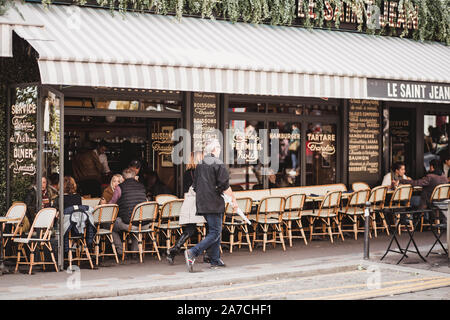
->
348 99 381 186
192 93 218 151
9 86 38 202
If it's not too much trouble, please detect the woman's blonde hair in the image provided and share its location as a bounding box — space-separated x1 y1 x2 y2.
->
110 174 124 191
186 151 203 170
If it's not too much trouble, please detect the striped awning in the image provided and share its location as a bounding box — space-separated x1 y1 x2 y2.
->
1 1 449 100
0 23 12 57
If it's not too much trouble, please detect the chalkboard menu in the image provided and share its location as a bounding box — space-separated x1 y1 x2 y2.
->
348 99 381 186
192 93 218 151
9 86 38 202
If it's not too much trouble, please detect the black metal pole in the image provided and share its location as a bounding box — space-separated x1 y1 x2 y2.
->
364 201 371 260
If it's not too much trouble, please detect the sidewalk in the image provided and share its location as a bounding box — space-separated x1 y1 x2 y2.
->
0 232 447 300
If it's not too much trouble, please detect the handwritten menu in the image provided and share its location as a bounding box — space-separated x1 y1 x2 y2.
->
192 93 218 151
348 99 381 186
9 86 38 177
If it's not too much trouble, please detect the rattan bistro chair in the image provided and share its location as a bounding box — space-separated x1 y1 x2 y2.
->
352 182 370 192
422 184 450 232
385 185 413 235
2 202 27 260
304 191 344 243
155 194 179 206
157 199 184 253
339 189 370 240
368 186 390 237
123 202 161 263
222 197 253 253
14 208 58 274
92 204 119 266
252 196 286 252
282 194 308 246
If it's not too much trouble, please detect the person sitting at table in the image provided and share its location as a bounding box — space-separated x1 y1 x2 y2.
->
53 176 82 210
398 159 447 210
100 174 124 205
109 168 147 257
381 162 409 189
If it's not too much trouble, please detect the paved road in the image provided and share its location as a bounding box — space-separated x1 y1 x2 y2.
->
96 263 450 300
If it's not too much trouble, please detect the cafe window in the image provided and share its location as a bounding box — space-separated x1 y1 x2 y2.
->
96 100 139 110
424 113 449 171
306 123 337 185
227 120 265 191
229 102 265 113
142 100 182 113
268 103 339 115
268 121 301 188
64 98 95 108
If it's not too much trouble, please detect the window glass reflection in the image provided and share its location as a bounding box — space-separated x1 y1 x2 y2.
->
306 123 337 185
424 114 449 171
228 120 265 190
268 122 301 188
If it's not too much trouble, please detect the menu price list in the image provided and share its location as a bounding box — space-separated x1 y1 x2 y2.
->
348 99 381 185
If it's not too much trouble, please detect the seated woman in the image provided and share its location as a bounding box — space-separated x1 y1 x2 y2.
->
100 174 124 205
54 176 82 210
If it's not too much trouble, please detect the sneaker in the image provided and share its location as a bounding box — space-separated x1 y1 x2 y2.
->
210 259 226 269
184 249 195 272
203 255 211 264
166 249 175 265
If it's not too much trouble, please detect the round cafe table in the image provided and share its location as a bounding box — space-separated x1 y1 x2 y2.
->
0 217 21 275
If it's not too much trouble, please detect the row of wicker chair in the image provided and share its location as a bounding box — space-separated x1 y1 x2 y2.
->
3 183 449 274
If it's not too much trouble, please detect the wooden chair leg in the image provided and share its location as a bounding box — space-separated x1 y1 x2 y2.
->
278 224 286 251
84 241 94 269
325 219 333 244
263 227 267 252
151 231 161 260
28 250 35 275
230 226 234 253
15 245 21 273
45 243 58 272
244 226 252 252
287 221 293 247
108 235 119 264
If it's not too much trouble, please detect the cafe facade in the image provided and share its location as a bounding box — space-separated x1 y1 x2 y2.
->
0 0 449 267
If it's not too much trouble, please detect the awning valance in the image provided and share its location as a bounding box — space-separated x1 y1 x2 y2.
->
1 2 449 101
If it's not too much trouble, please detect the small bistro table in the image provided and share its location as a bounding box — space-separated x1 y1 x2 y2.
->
380 209 431 264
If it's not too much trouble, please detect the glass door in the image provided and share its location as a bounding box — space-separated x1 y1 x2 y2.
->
41 86 64 268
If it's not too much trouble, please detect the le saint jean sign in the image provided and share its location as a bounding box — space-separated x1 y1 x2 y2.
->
298 0 418 31
367 79 450 103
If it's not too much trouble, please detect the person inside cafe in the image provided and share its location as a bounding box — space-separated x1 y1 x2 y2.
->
144 169 173 200
94 140 112 182
381 162 409 189
398 159 447 212
24 176 56 227
441 153 450 182
53 176 82 210
48 172 59 193
100 174 124 205
128 159 142 182
72 141 103 198
109 168 147 257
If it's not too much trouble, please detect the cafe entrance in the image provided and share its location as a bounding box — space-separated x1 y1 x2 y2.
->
61 89 184 198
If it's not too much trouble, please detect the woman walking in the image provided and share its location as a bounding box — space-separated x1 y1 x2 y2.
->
166 151 204 264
